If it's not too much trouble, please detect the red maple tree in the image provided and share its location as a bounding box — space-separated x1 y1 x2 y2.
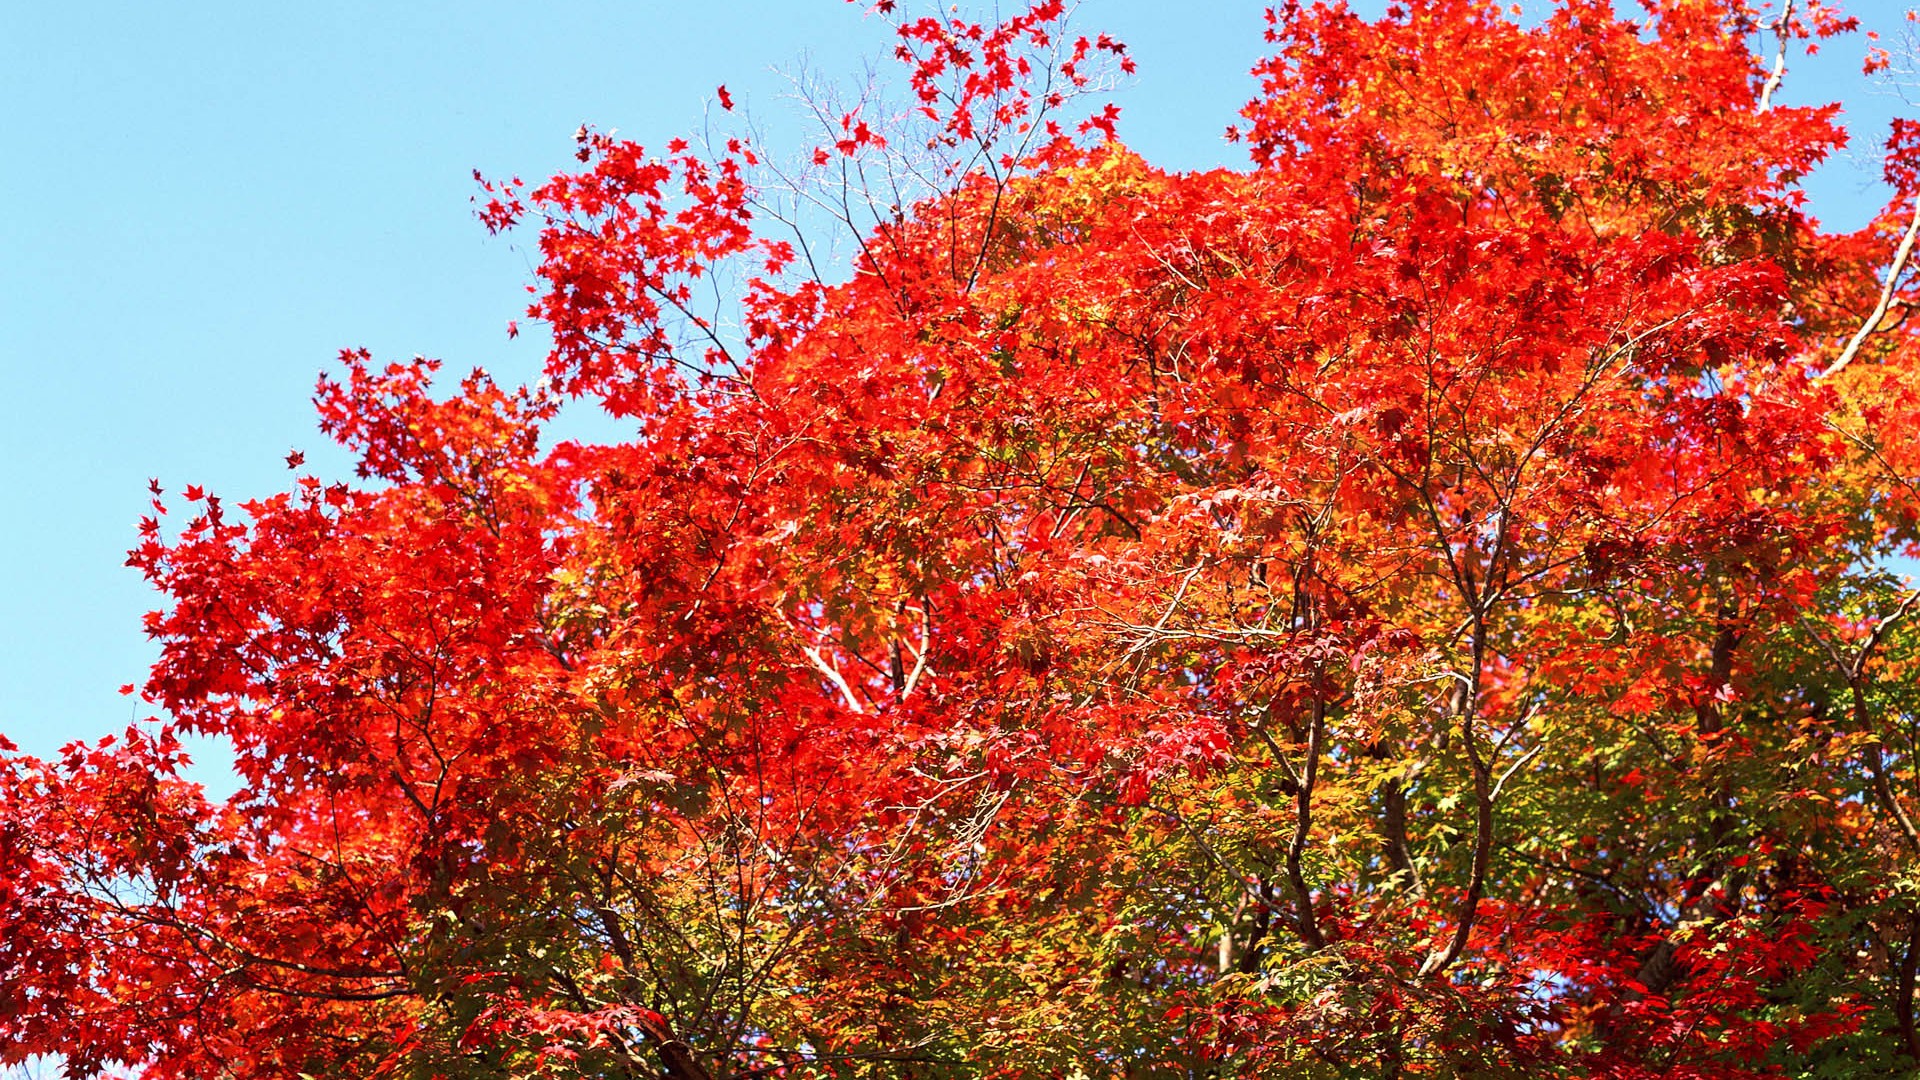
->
7 1 1920 1076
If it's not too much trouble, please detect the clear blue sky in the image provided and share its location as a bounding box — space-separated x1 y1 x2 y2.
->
0 1 1904 783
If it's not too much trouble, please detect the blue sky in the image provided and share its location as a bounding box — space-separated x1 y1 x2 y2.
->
0 0 1905 782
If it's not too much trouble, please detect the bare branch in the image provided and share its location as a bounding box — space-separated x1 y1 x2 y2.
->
1757 0 1795 112
1821 193 1920 381
802 645 864 713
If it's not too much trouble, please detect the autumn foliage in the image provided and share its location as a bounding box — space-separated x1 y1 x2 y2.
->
8 0 1920 1076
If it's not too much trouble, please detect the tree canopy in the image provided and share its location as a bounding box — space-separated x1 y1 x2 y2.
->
6 0 1920 1076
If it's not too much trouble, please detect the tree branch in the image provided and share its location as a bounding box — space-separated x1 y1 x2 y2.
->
1821 193 1920 382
